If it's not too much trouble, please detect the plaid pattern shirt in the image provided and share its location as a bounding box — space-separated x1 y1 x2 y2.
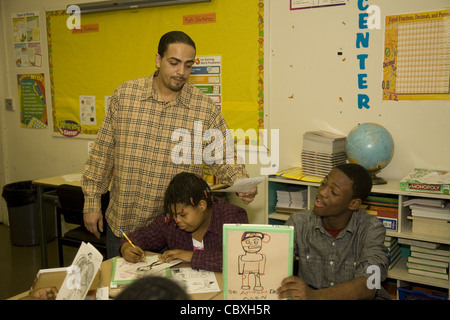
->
82 72 248 237
286 209 391 299
119 197 249 272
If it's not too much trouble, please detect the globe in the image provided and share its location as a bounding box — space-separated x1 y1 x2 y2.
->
345 123 394 185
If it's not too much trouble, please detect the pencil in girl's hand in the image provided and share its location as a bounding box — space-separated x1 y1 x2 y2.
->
120 228 136 248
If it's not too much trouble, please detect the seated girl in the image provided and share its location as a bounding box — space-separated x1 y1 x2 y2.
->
119 172 249 272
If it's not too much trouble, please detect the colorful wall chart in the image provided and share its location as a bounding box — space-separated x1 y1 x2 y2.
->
17 73 48 128
12 12 43 68
383 10 450 101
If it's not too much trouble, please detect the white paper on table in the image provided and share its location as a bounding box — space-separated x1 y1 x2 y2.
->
171 267 220 294
111 255 182 284
62 173 82 182
56 242 103 300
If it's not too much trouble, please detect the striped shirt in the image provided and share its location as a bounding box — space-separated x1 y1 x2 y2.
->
119 197 249 272
82 72 248 237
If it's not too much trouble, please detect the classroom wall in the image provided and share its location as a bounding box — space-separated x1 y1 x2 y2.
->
0 0 265 224
266 0 450 180
1 0 449 224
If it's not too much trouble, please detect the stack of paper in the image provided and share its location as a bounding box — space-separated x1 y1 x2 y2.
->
275 186 307 213
301 131 347 177
398 239 449 280
404 198 450 237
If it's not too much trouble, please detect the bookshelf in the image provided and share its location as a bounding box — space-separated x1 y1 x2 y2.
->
266 176 450 299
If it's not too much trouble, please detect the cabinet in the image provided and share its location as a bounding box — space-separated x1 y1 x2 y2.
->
266 176 450 299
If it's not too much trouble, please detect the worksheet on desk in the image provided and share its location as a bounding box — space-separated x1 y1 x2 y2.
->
110 255 182 288
170 267 220 294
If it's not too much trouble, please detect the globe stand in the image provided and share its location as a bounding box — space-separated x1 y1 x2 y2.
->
369 170 387 185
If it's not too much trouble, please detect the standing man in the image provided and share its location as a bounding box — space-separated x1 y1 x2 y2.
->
82 31 257 258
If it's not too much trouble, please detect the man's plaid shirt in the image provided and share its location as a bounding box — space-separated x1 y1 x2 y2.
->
82 72 248 237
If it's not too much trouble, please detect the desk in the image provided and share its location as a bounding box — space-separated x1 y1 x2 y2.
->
9 254 224 300
32 173 82 268
101 257 223 300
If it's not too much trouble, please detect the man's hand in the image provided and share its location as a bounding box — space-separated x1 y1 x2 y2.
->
237 187 258 204
83 211 103 239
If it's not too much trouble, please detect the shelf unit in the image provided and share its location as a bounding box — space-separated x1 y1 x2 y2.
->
266 176 450 299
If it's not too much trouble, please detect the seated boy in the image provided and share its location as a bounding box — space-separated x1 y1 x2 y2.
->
277 163 390 300
119 172 248 272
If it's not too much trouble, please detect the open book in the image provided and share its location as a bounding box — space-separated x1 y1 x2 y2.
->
56 242 103 300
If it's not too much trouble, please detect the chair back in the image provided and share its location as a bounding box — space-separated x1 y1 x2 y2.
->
56 184 109 225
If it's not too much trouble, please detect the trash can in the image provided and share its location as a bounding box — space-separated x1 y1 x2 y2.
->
2 181 57 246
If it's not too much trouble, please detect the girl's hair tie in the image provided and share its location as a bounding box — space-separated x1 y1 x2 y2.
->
190 197 195 206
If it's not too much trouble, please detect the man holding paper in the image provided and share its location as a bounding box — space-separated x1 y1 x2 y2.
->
82 31 257 258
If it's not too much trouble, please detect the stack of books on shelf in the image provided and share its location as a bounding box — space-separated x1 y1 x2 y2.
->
275 186 307 214
398 238 449 281
301 131 347 178
403 198 450 238
364 194 399 231
384 236 401 269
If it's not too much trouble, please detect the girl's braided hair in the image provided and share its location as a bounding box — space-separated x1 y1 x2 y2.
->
163 172 213 218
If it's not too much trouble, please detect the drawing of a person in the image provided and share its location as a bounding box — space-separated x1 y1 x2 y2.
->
66 252 95 300
238 232 271 291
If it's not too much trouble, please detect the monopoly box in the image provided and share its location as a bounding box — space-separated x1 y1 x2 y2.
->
400 168 450 194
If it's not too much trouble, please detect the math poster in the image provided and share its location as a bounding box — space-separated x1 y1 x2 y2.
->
190 56 222 111
17 73 48 128
383 10 450 101
222 224 294 300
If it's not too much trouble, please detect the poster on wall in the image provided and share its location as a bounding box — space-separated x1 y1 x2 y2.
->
17 74 48 129
12 12 42 68
383 9 450 101
189 55 222 111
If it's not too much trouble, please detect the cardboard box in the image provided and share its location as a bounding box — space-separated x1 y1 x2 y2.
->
400 168 450 194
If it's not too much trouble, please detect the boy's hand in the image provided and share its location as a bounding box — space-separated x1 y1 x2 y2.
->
277 276 318 300
121 242 145 262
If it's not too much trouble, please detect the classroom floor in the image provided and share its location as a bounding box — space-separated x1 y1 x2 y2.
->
0 223 77 300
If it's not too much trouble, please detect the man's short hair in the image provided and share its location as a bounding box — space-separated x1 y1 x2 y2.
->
158 31 196 57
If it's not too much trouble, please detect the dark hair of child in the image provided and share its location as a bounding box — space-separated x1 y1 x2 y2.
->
115 276 189 300
163 172 213 218
335 163 373 201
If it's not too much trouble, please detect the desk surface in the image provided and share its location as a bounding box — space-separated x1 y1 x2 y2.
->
33 173 82 188
9 254 223 300
101 258 223 300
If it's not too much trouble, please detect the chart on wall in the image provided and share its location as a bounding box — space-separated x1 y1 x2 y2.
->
383 9 450 101
46 0 263 137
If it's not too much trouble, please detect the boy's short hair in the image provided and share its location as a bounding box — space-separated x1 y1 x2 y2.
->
335 163 372 201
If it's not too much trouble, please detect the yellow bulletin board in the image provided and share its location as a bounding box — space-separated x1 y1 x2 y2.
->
46 0 264 136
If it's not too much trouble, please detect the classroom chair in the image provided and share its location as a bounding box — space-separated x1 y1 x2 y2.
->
56 184 109 267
